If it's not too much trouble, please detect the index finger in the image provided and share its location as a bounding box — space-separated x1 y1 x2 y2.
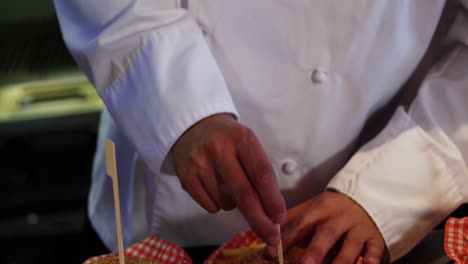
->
216 152 279 245
237 128 286 224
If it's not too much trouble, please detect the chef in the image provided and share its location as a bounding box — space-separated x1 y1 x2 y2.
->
54 0 468 263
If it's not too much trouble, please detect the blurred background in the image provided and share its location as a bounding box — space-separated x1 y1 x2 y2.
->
0 0 107 263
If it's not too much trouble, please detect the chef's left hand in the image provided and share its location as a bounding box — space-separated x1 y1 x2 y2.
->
271 191 385 264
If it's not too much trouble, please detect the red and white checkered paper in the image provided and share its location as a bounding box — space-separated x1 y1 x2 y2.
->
85 229 366 264
83 230 260 264
83 236 192 264
205 230 364 264
445 217 468 264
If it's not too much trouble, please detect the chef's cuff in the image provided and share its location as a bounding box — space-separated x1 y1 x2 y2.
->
98 14 239 175
327 107 465 261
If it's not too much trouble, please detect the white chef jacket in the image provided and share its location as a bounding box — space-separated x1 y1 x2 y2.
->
54 0 468 261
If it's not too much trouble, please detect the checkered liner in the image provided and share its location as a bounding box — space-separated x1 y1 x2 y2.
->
83 236 192 264
445 217 468 264
204 229 364 264
84 229 368 264
83 216 468 264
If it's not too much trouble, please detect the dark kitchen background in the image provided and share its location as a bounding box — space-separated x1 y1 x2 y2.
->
0 0 107 263
0 1 217 263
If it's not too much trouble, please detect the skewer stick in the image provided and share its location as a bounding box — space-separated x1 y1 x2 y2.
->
105 139 125 264
276 224 284 264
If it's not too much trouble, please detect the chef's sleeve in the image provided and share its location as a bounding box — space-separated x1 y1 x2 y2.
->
53 0 238 174
327 1 468 261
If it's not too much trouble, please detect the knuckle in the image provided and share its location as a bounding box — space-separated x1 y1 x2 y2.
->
236 125 255 142
316 195 333 210
376 237 385 248
252 163 273 187
251 168 273 188
368 238 385 253
189 149 206 170
207 135 228 157
343 235 361 247
321 225 340 238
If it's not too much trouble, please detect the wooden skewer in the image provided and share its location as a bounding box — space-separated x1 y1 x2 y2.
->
276 224 284 264
105 139 125 264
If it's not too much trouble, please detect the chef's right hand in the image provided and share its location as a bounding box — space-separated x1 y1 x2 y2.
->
171 113 286 245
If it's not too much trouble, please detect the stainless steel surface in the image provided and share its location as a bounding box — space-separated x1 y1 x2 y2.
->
0 74 102 122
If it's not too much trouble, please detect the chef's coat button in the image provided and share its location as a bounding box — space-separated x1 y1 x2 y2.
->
311 70 327 84
281 159 298 175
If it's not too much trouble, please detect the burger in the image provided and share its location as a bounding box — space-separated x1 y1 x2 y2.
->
236 246 305 264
